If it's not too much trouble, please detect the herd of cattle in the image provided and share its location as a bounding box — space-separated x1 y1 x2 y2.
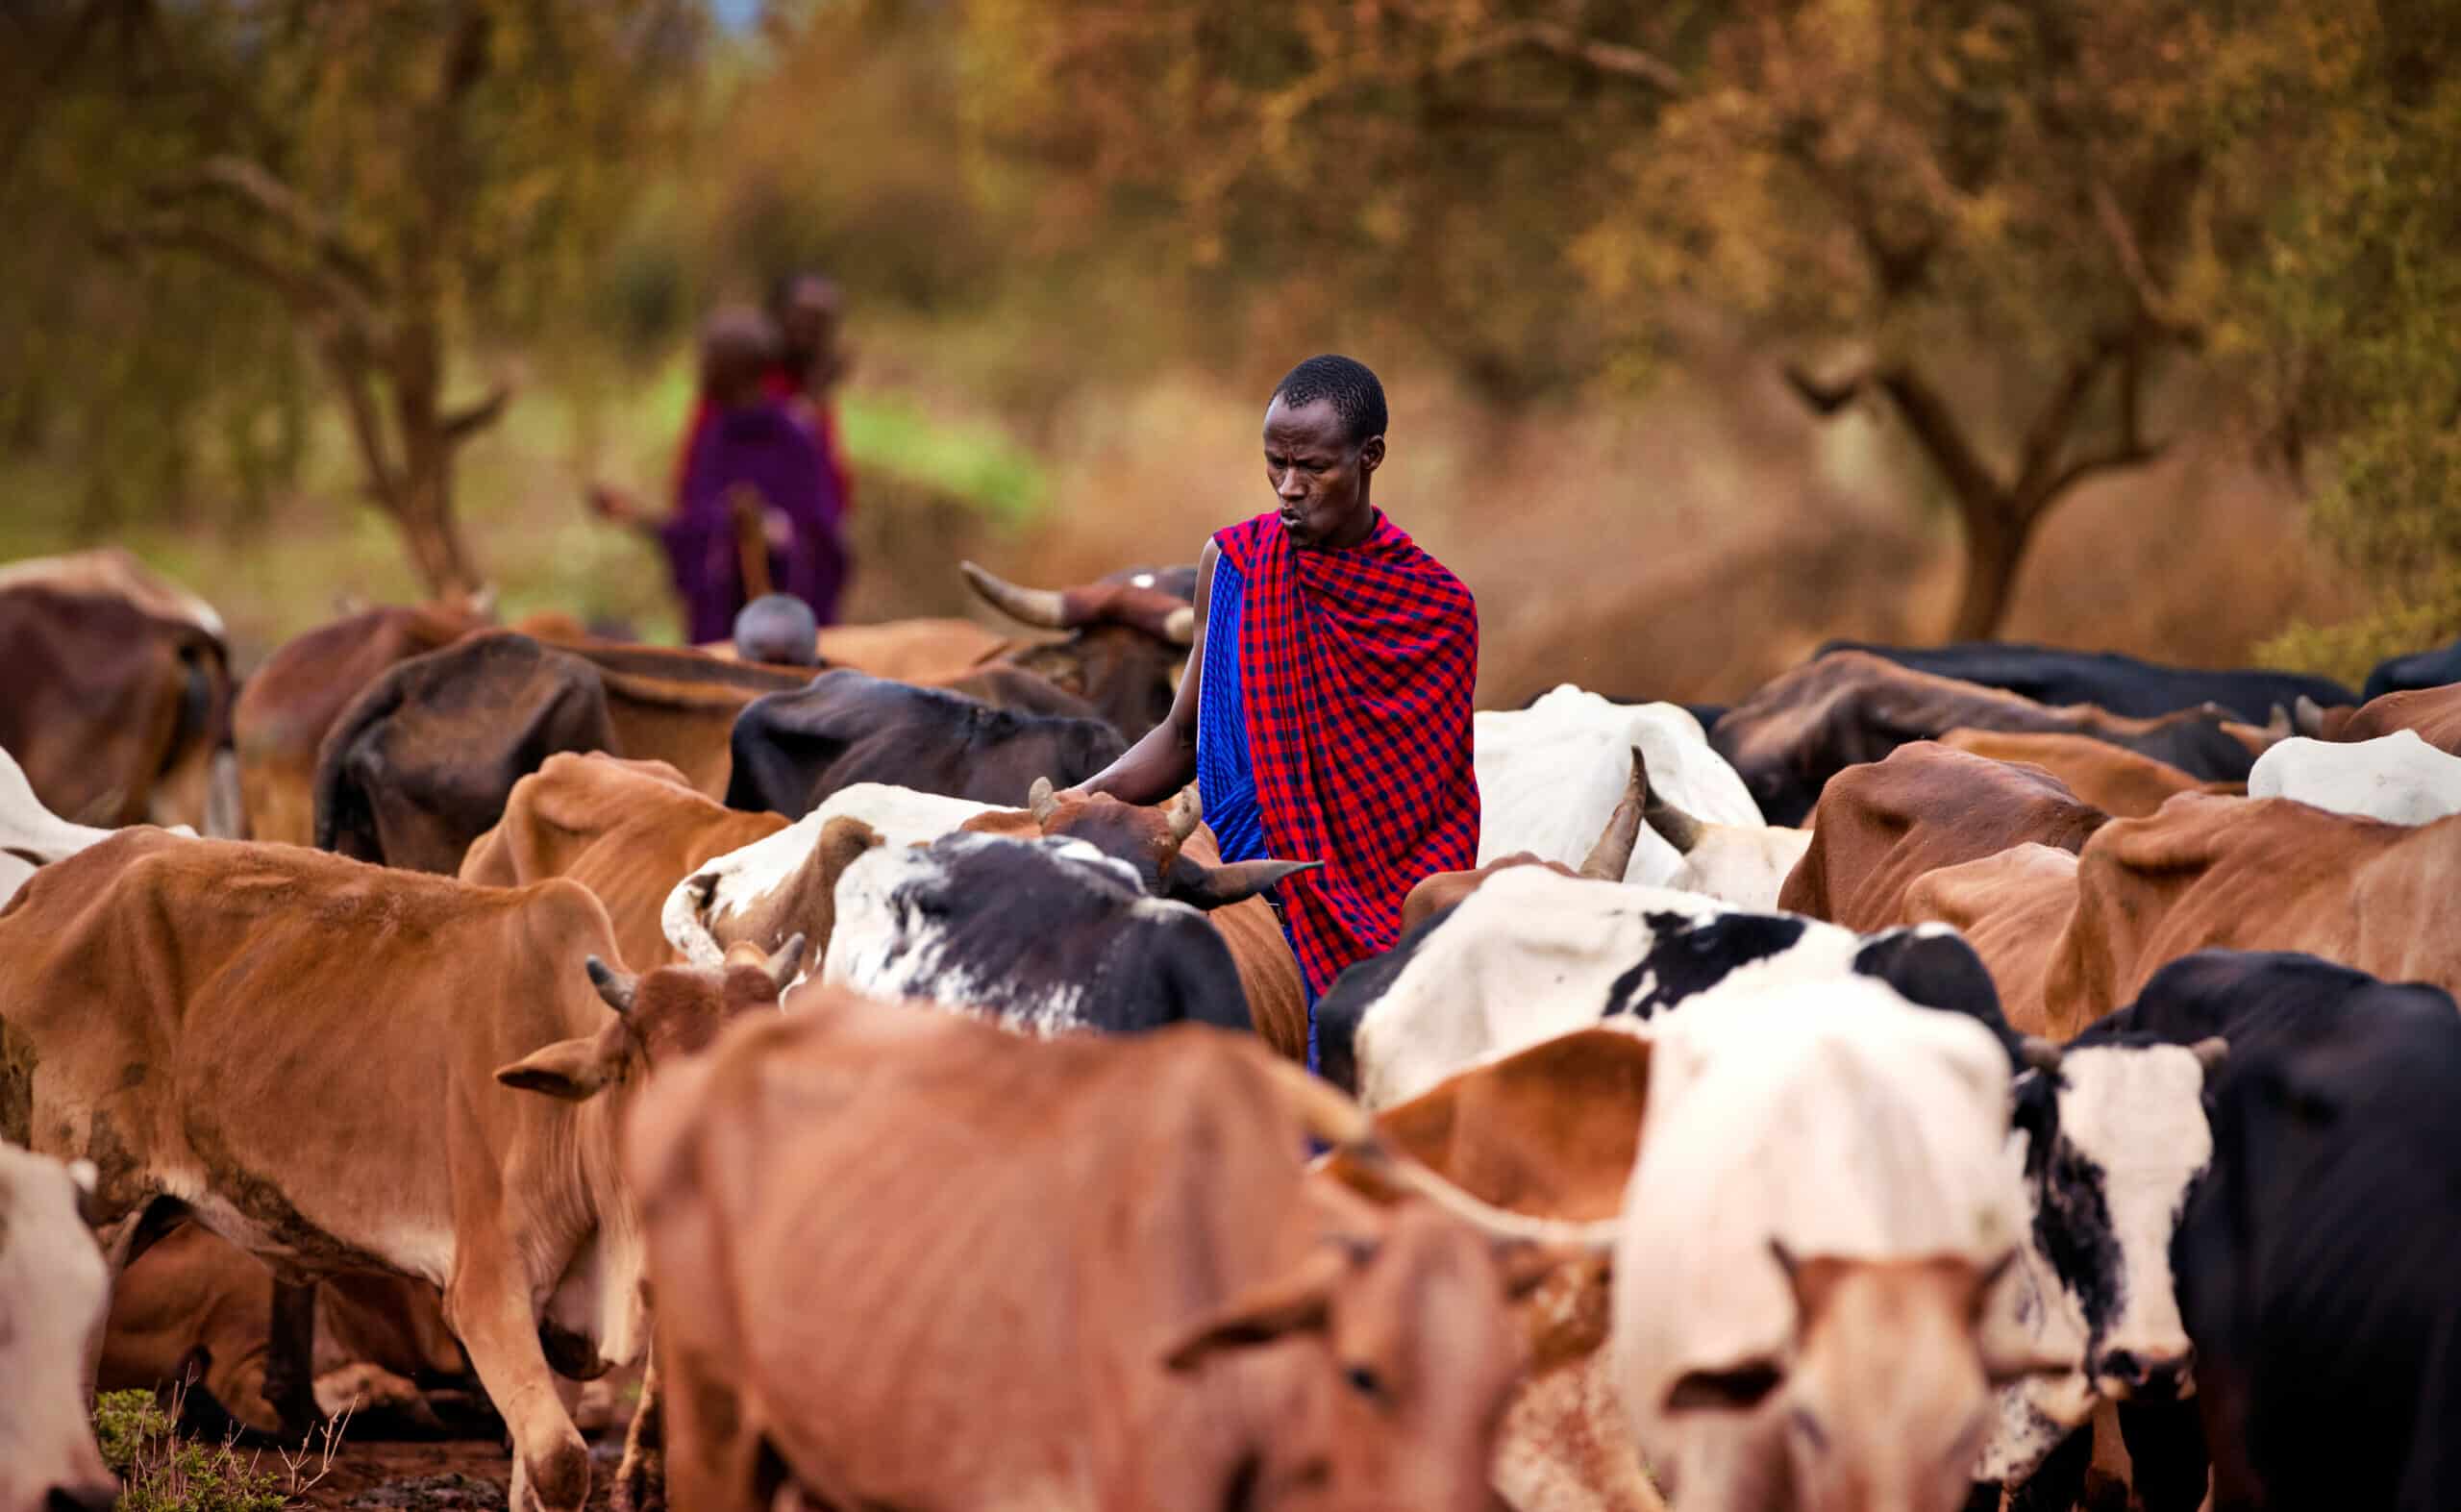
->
3 546 2459 1512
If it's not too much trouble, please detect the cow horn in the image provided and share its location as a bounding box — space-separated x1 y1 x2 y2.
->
2262 704 2293 741
585 956 637 1016
2018 1035 2063 1075
1580 746 1650 880
1166 783 1204 844
1169 856 1320 911
1643 784 1706 855
2294 695 2326 738
1029 776 1062 827
763 933 808 995
961 561 1072 630
2190 1034 2229 1080
1162 606 1197 646
1257 1059 1620 1252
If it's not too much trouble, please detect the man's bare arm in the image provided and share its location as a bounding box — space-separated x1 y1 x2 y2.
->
1068 538 1216 804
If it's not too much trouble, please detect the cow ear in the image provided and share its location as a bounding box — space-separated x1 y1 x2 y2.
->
494 1025 627 1102
1165 855 1321 911
1159 1246 1348 1373
1664 1355 1784 1414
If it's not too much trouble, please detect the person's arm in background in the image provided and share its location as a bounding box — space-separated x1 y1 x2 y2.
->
1066 537 1216 804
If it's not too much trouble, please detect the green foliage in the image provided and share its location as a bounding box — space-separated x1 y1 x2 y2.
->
840 392 1050 529
93 1391 289 1512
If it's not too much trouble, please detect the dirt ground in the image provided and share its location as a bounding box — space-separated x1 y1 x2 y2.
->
285 1434 628 1511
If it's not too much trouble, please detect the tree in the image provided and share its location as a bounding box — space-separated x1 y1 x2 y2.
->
967 0 2414 641
12 0 702 596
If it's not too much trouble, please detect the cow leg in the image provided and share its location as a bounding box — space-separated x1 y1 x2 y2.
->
2115 1395 2208 1512
611 1351 666 1512
2008 1426 2091 1512
262 1278 321 1436
447 1270 590 1512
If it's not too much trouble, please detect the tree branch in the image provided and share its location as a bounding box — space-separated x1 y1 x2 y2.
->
1784 361 2006 513
2012 339 2120 501
316 334 404 510
2091 176 2195 336
185 155 385 299
1438 20 1685 93
2038 438 2167 507
441 383 510 444
104 211 323 312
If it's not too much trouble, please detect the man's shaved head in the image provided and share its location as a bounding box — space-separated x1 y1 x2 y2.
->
1269 354 1387 447
734 593 820 667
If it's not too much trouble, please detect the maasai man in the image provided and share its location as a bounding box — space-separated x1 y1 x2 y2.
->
589 308 849 641
1064 355 1479 1066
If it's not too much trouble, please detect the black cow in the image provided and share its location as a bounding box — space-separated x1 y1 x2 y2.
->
1815 639 2354 725
2364 633 2461 703
821 830 1254 1034
725 669 1127 818
2091 950 2461 1512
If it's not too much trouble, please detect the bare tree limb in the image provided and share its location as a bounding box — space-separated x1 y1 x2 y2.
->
1439 19 1685 92
314 333 403 509
2012 339 2120 500
187 155 386 298
1877 366 2008 519
440 383 510 444
2091 177 2196 336
105 211 322 312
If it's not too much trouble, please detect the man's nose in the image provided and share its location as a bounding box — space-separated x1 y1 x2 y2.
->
1276 468 1306 500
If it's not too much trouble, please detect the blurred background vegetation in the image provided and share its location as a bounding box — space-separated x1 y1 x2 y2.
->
1 0 2453 701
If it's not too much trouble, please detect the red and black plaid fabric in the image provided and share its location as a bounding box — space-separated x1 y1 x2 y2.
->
1213 509 1479 996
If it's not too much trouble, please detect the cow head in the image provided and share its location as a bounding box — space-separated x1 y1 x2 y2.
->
1022 778 1319 910
492 938 805 1102
2005 1037 2225 1402
1161 1196 1544 1512
962 561 1194 740
1667 1241 2057 1512
0 1147 120 1512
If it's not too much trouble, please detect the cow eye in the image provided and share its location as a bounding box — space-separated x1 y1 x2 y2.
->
1788 1407 1828 1452
1344 1363 1385 1400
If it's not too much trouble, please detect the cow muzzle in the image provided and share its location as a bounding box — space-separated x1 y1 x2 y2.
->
2094 1347 2193 1400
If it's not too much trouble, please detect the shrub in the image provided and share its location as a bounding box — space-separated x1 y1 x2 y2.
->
93 1388 348 1512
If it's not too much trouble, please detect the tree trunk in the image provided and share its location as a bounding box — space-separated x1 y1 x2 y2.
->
389 448 482 599
1949 501 2033 642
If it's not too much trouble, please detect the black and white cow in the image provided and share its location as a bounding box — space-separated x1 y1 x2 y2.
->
817 830 1255 1034
1975 1024 2226 1512
1813 638 2355 725
1314 867 2007 1108
2100 950 2461 1512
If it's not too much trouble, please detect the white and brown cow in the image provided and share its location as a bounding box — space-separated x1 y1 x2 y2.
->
1610 981 2059 1512
0 1142 117 1512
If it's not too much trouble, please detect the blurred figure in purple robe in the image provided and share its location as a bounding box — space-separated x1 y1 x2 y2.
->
587 307 849 642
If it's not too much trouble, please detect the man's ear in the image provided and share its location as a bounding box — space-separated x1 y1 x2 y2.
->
494 1022 629 1102
1358 434 1385 475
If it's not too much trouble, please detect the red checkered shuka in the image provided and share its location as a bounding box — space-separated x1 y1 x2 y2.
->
1212 509 1480 996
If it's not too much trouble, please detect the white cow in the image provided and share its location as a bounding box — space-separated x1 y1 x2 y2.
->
1478 688 1758 875
1322 865 2001 1111
662 783 997 967
1610 983 2050 1512
0 1144 117 1512
2249 729 2461 826
2 746 128 905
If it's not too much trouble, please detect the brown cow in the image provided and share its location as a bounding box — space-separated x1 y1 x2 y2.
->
0 829 798 1512
1319 1029 1663 1512
2328 682 2461 754
1710 650 2255 826
0 550 239 835
314 632 816 873
1901 844 2085 1040
1402 746 1650 933
1936 728 2228 818
2043 792 2461 1033
100 1225 470 1434
1777 741 2109 930
624 986 1559 1512
235 601 495 847
960 559 1196 740
460 753 789 970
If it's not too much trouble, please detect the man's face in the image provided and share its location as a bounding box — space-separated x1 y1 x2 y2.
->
778 278 841 365
1263 396 1383 551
